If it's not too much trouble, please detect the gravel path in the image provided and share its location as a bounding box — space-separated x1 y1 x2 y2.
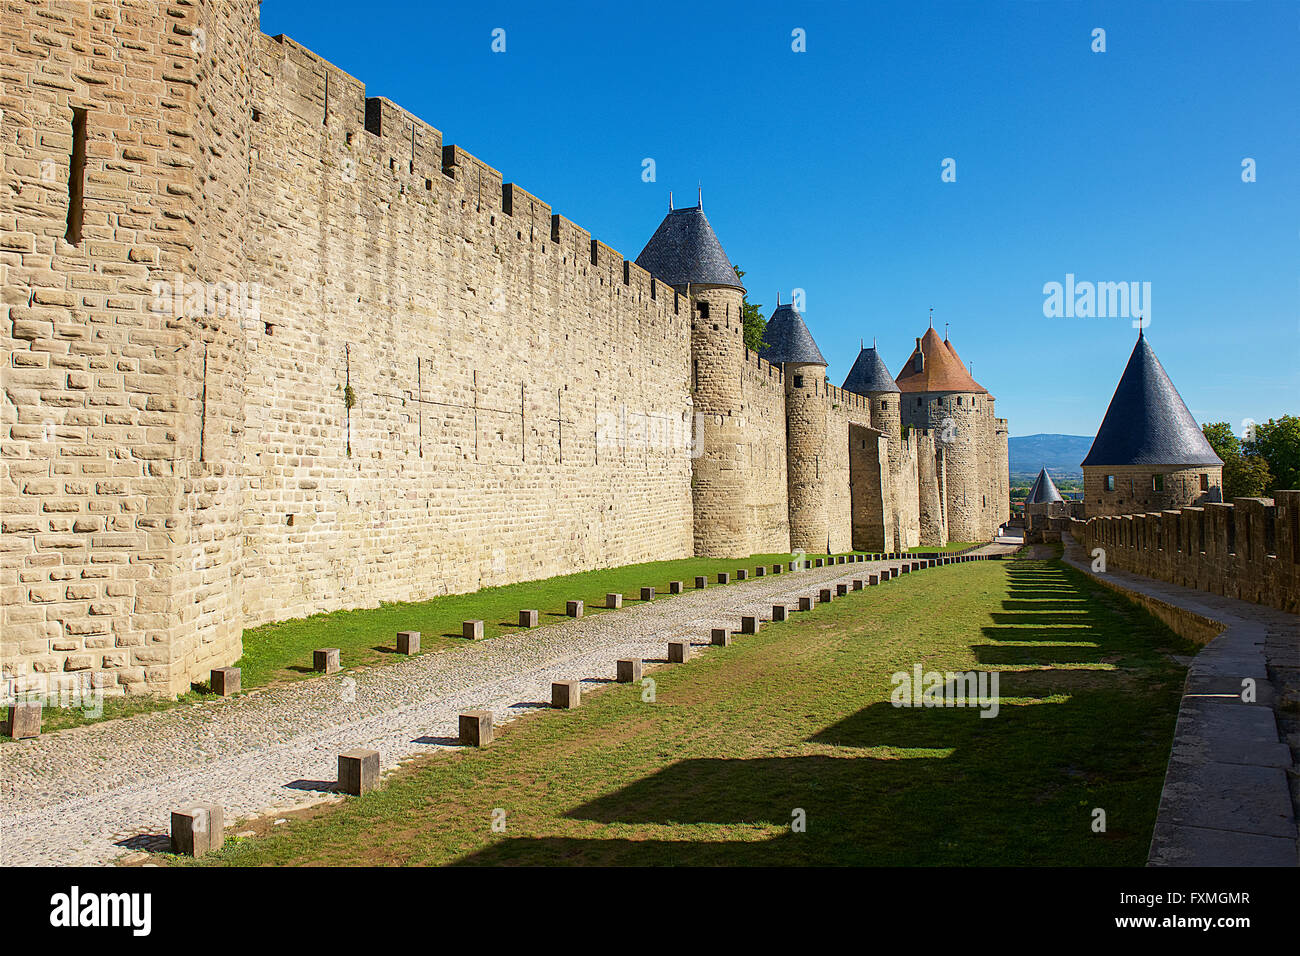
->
0 550 1008 866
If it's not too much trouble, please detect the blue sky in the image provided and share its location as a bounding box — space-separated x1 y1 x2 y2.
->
261 0 1298 437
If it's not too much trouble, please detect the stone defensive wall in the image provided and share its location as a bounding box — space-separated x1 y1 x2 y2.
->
241 34 696 627
738 346 789 554
1067 491 1300 614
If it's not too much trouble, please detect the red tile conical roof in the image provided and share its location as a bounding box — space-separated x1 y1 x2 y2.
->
895 328 986 393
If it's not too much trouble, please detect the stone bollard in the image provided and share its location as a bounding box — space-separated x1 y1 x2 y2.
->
815 558 825 568
210 667 241 696
773 564 783 574
338 749 380 796
756 566 766 577
836 583 848 596
741 615 760 634
819 588 833 603
463 620 484 641
695 575 708 589
606 593 623 609
519 610 539 628
798 597 813 611
668 639 690 663
717 572 730 584
670 580 684 594
869 574 880 585
772 604 789 622
3 702 42 739
837 556 845 564
640 586 655 601
552 680 581 709
616 659 643 683
711 628 731 646
313 648 340 674
852 579 863 591
459 711 493 746
736 569 747 580
170 804 224 857
567 600 584 617
900 565 910 575
396 631 420 654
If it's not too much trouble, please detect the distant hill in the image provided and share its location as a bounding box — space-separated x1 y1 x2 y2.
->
1009 434 1093 476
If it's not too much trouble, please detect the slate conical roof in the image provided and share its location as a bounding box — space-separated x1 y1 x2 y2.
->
635 205 744 291
1025 468 1063 504
895 327 986 393
1081 332 1223 468
758 304 827 366
842 345 899 394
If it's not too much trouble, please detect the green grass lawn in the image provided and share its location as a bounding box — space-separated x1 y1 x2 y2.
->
178 549 1194 866
909 541 980 553
4 549 862 740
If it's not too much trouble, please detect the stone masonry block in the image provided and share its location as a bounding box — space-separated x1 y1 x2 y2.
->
459 711 493 746
396 631 420 654
313 648 340 674
519 610 539 628
170 804 224 857
668 639 690 663
616 658 642 683
711 627 731 646
552 680 581 709
462 620 484 641
210 667 240 696
338 748 380 796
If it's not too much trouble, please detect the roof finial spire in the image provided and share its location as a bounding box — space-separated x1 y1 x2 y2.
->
668 190 673 211
944 321 949 341
776 291 781 306
929 307 934 329
1137 315 1144 339
873 336 877 349
698 182 702 209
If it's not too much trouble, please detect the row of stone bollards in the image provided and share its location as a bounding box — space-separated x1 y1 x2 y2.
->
106 550 998 856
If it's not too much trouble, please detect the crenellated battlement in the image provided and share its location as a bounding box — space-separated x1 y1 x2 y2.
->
1070 493 1300 613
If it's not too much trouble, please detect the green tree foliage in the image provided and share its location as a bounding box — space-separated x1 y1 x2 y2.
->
733 266 767 353
1249 415 1300 493
1202 422 1270 498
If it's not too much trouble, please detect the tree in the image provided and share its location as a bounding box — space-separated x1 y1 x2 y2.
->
1202 422 1271 499
1248 415 1300 493
733 266 767 353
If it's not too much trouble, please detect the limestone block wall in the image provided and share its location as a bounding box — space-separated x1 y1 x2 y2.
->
903 390 988 541
689 285 748 557
916 428 947 546
1071 492 1300 613
1 0 252 697
849 425 890 551
739 348 790 554
823 386 854 553
239 34 694 625
1083 464 1224 518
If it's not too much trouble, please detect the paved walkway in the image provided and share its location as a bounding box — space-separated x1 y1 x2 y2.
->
0 549 1006 866
1062 538 1299 866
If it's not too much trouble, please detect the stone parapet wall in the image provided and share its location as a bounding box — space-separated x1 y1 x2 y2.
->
1068 491 1300 613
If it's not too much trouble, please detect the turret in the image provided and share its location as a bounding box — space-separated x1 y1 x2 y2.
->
636 200 748 555
1081 330 1223 516
759 303 830 553
896 326 992 542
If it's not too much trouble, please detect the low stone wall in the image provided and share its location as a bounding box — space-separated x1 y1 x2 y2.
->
1068 491 1300 614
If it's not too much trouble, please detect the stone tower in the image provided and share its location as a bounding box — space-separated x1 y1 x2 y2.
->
896 327 995 542
843 343 904 548
2 0 257 696
1081 330 1224 516
635 201 748 556
759 303 831 553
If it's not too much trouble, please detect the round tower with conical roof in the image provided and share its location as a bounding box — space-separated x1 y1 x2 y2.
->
843 342 903 468
1081 330 1223 517
896 326 994 542
759 302 830 553
636 200 749 556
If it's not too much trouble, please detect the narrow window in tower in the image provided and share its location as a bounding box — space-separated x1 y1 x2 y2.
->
1200 474 1209 492
1104 475 1115 492
794 375 804 388
692 359 698 391
65 107 87 245
957 397 962 405
698 302 710 319
1153 474 1165 492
